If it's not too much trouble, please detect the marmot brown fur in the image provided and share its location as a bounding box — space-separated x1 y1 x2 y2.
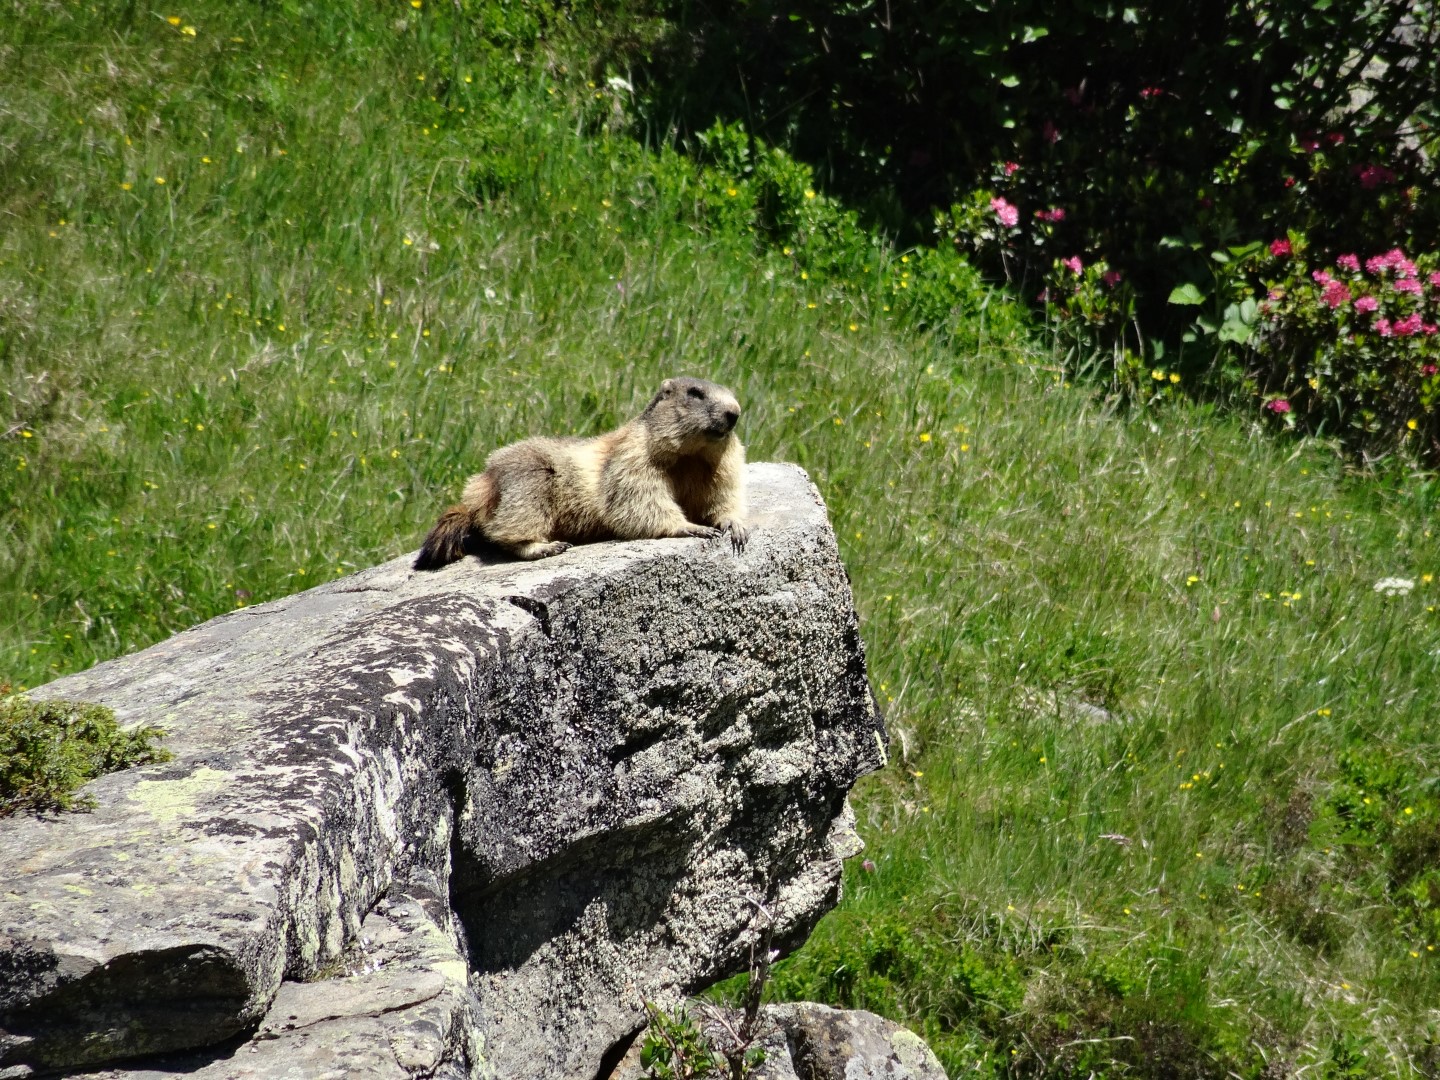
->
414 376 748 569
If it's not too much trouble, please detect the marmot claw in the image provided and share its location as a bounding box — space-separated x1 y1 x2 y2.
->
718 520 750 553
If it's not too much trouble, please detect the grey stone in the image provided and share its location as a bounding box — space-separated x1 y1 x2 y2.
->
605 1001 944 1080
605 1004 801 1080
0 463 885 1079
769 1002 947 1080
83 886 485 1080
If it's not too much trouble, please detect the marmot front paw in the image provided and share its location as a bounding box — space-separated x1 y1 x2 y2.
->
677 523 722 540
717 519 750 553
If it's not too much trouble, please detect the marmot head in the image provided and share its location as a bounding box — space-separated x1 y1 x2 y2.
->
645 377 742 447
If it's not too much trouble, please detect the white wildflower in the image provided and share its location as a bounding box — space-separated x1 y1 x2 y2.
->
1374 577 1414 597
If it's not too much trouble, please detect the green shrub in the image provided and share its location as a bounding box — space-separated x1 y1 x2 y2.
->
612 0 1440 456
0 693 170 816
1214 241 1439 461
1313 747 1440 946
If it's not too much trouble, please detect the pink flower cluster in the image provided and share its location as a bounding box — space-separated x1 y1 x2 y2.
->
1374 315 1438 338
1101 269 1123 287
1035 207 1066 222
990 196 1019 228
1364 249 1417 277
1321 280 1352 309
1061 256 1083 274
1265 399 1292 414
1263 243 1439 345
1354 164 1397 190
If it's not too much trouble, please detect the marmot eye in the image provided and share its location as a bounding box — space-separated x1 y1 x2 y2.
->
686 386 705 399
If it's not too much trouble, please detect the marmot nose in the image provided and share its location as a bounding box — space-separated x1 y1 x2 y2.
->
722 408 739 430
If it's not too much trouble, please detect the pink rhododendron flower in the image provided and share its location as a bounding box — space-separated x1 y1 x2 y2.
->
1365 247 1422 276
1042 120 1059 144
1270 239 1292 257
1062 256 1083 274
1336 253 1360 272
1321 281 1351 308
1354 164 1397 189
1265 399 1292 414
1312 269 1333 284
990 197 1019 227
1268 288 1285 301
1366 248 1416 277
1430 272 1440 288
1102 270 1123 287
1394 313 1423 336
1424 365 1440 376
1139 86 1164 100
1426 324 1439 335
1035 207 1066 222
1326 132 1345 145
1003 161 1020 176
1354 295 1379 313
1375 317 1394 337
1283 176 1297 188
1394 278 1423 295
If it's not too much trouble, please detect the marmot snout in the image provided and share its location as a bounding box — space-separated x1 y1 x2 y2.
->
414 377 749 569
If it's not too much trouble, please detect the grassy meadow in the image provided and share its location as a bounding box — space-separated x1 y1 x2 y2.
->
3 3 1440 1076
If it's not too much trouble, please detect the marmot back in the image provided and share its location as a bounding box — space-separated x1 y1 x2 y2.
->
414 377 748 569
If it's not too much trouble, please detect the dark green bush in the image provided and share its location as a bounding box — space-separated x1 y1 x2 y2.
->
609 0 1440 457
0 693 170 816
1231 242 1440 460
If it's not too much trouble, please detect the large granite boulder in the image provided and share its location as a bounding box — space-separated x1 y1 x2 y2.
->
0 463 886 1079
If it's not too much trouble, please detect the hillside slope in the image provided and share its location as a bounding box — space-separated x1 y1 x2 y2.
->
3 4 1439 1076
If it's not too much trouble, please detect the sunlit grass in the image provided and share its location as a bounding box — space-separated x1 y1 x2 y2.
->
4 4 1440 1077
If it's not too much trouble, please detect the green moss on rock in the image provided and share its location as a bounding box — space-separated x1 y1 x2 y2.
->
0 693 170 817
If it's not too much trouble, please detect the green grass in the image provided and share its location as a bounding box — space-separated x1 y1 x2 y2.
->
4 4 1440 1076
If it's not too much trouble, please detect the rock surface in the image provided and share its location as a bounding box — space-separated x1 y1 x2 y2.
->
606 1001 946 1080
770 1002 948 1080
0 463 886 1079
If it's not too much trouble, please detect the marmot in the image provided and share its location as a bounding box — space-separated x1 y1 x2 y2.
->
413 376 748 569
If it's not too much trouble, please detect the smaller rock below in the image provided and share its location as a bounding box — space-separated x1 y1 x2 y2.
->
772 1002 946 1080
607 1000 943 1080
83 887 485 1080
